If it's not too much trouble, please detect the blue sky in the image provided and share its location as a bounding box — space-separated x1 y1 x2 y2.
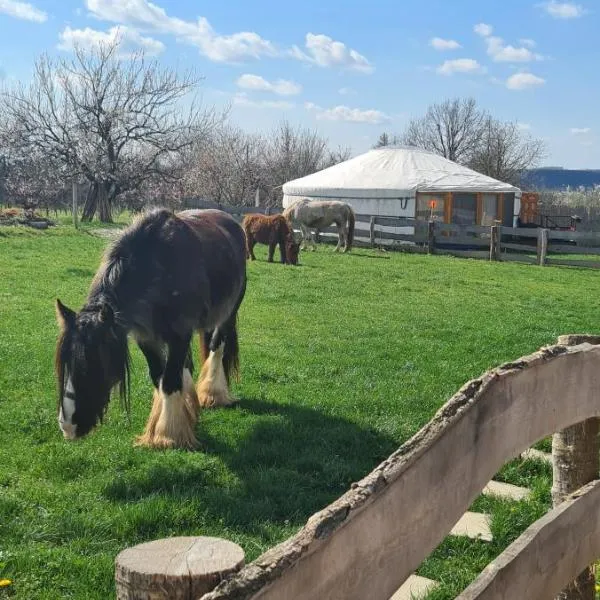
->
0 0 598 168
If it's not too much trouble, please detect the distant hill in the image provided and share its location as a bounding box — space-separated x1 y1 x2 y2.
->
521 168 600 191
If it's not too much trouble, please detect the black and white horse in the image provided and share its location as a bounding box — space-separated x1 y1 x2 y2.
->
55 208 247 449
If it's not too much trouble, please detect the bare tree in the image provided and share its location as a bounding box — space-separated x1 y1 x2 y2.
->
175 125 262 206
259 120 349 205
373 132 400 148
400 97 487 163
0 38 221 222
468 118 546 186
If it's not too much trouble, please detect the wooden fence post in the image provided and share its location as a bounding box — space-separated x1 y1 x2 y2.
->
552 334 599 600
115 536 245 600
72 181 79 229
551 420 599 600
428 220 435 255
370 216 376 248
489 225 500 261
537 228 548 266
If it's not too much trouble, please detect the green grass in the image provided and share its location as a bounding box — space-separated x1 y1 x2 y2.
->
2 222 600 599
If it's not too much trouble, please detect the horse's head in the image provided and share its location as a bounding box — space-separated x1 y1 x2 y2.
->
54 298 129 440
285 238 301 265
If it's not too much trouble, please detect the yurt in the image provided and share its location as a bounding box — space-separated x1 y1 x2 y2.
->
282 146 522 228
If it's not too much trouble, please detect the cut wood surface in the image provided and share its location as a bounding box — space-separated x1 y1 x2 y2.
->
115 537 244 600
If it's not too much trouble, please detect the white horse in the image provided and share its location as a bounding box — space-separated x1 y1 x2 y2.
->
282 199 355 252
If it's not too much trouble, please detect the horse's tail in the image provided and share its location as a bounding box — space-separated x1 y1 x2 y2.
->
347 207 355 250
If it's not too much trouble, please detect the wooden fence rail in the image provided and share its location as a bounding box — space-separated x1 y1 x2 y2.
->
116 336 600 600
181 199 600 268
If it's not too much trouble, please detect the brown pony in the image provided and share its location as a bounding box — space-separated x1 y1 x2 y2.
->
242 213 300 265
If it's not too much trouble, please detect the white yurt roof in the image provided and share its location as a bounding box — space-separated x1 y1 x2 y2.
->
282 146 521 204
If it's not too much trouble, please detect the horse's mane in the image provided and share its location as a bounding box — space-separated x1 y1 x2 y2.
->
89 209 173 309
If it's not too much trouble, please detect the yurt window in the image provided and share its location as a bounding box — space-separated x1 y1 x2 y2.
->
451 193 477 225
416 194 445 221
480 194 499 226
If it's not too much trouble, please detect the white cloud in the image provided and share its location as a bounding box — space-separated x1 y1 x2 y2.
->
233 92 294 110
430 37 461 50
517 122 532 130
58 25 165 57
570 127 591 135
291 33 373 73
474 23 493 37
236 74 301 96
486 36 541 62
476 25 542 62
436 58 485 75
506 72 546 89
305 102 390 124
541 1 586 19
0 0 46 22
338 87 356 95
85 0 277 62
520 38 537 48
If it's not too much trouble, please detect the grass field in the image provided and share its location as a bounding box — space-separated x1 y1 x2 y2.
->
2 222 600 599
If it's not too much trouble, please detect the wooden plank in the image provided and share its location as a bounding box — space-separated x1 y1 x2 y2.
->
548 244 600 256
374 232 421 243
548 229 600 241
501 242 535 252
482 480 530 501
373 216 416 228
434 223 491 235
437 250 491 260
458 480 600 600
437 236 490 248
546 258 600 269
450 512 493 542
390 575 439 600
500 227 540 238
205 343 600 600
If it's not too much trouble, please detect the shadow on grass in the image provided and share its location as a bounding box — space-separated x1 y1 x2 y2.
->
102 397 398 531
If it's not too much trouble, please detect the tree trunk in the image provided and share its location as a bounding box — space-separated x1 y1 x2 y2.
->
552 419 600 600
98 182 112 223
81 181 113 223
81 184 96 222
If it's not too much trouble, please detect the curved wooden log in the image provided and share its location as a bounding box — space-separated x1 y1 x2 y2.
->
115 537 244 600
201 338 600 600
457 480 600 600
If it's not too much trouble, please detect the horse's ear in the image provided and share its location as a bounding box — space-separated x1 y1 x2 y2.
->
99 303 114 325
56 299 76 329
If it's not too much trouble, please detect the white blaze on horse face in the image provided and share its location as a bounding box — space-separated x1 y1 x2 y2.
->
59 376 77 439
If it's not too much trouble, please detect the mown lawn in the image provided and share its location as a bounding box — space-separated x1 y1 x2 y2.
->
1 222 600 599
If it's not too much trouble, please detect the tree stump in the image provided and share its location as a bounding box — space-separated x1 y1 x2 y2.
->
115 536 245 600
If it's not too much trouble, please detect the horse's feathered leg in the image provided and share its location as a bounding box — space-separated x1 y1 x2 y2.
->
197 324 236 408
197 281 245 408
136 333 199 450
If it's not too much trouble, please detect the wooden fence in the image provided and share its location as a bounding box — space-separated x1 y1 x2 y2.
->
116 335 600 599
182 200 600 269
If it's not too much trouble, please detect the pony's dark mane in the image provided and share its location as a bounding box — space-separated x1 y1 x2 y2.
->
88 209 173 315
55 212 176 420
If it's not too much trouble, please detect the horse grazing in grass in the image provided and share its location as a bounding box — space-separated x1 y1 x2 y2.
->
242 213 300 265
282 198 355 252
55 208 247 450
